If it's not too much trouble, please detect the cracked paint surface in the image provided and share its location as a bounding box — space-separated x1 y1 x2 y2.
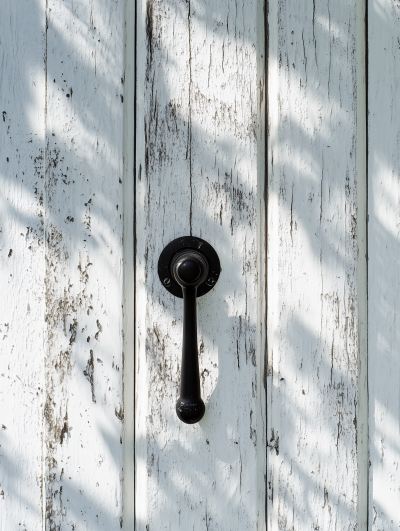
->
2 0 397 529
135 0 263 529
43 0 125 527
267 0 361 529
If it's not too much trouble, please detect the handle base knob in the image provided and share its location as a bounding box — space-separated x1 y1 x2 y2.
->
176 397 205 424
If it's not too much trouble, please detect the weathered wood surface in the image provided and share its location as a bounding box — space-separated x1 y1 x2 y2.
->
0 1 46 529
1 0 126 528
122 0 136 528
4 0 400 528
368 1 400 528
135 0 265 529
356 0 368 528
267 0 363 528
44 0 125 529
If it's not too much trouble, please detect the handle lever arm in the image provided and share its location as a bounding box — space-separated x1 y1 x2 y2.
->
176 285 205 423
158 237 220 425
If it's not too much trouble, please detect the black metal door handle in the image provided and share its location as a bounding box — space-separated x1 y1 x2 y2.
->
158 237 220 424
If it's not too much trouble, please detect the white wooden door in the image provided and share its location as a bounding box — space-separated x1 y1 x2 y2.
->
1 0 400 530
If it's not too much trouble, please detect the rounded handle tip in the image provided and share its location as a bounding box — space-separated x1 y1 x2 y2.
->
176 397 205 424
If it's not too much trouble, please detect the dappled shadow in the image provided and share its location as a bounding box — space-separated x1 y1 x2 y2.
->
367 0 400 525
1 0 398 529
139 0 365 529
135 0 261 528
1 0 125 529
264 0 365 528
1 0 46 529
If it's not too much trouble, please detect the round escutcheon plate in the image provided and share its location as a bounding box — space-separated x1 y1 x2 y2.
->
158 236 221 298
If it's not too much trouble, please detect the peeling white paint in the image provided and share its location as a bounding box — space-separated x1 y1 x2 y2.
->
0 0 46 529
1 0 400 529
41 0 125 528
134 0 265 529
267 0 365 529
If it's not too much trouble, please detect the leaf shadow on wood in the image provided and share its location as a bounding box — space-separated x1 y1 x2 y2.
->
1 0 126 528
1 0 398 528
134 0 372 529
140 0 365 528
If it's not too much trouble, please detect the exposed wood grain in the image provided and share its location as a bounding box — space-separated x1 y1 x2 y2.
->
0 1 46 529
135 0 265 528
44 1 125 528
267 0 361 528
368 1 400 528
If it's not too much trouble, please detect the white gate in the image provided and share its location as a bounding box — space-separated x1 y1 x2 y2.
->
0 0 398 529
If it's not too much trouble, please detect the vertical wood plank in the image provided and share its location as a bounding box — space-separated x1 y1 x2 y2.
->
257 0 268 527
135 0 265 529
368 1 400 528
0 1 46 529
267 0 361 528
122 0 136 528
356 0 368 527
44 1 125 528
